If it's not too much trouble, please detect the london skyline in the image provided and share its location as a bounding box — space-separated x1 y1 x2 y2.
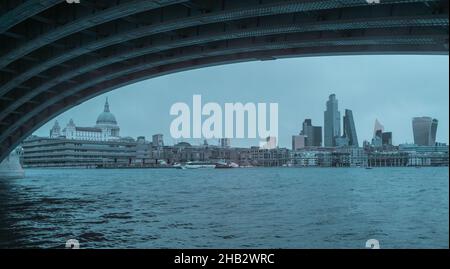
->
33 55 449 148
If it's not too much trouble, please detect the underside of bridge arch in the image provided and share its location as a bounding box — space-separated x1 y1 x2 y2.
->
0 0 448 161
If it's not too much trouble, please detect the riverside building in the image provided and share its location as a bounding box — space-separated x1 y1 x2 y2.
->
22 99 137 168
21 98 448 168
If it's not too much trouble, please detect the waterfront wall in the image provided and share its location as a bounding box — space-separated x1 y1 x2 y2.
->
21 136 449 168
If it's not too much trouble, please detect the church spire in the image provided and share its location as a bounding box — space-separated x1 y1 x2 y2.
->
104 97 110 112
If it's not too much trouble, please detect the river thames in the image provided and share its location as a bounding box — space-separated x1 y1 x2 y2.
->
0 167 448 249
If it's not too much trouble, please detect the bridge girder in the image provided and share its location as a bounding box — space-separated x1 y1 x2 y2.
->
0 14 446 124
0 0 448 161
0 0 64 34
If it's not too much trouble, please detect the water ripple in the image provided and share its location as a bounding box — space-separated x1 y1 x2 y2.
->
0 167 448 248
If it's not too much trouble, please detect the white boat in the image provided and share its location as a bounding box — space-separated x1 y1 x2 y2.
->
215 160 239 169
182 161 216 169
0 148 25 179
172 163 183 169
229 162 239 168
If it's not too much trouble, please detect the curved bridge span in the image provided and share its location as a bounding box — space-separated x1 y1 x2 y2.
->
0 0 448 161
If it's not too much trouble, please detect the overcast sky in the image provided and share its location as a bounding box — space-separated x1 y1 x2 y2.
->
34 55 449 148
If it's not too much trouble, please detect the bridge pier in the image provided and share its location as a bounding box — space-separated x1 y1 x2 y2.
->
0 149 25 179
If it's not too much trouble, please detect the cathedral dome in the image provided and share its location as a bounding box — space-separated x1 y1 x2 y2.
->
96 98 117 125
96 112 117 125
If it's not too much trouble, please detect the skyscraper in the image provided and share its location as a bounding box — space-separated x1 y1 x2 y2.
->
152 134 164 148
381 132 393 146
342 109 359 147
324 94 340 147
292 135 306 150
373 119 384 138
371 119 394 147
302 119 312 133
431 119 438 145
301 119 322 147
372 129 383 147
312 126 323 147
412 117 438 146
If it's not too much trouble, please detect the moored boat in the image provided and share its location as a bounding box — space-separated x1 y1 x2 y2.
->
215 161 239 169
182 161 216 169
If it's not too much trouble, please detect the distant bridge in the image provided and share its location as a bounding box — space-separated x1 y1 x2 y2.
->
0 0 448 161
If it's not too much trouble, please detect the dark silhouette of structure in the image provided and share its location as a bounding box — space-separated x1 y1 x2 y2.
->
413 117 439 146
0 0 448 161
301 119 322 147
343 109 359 147
324 94 341 147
